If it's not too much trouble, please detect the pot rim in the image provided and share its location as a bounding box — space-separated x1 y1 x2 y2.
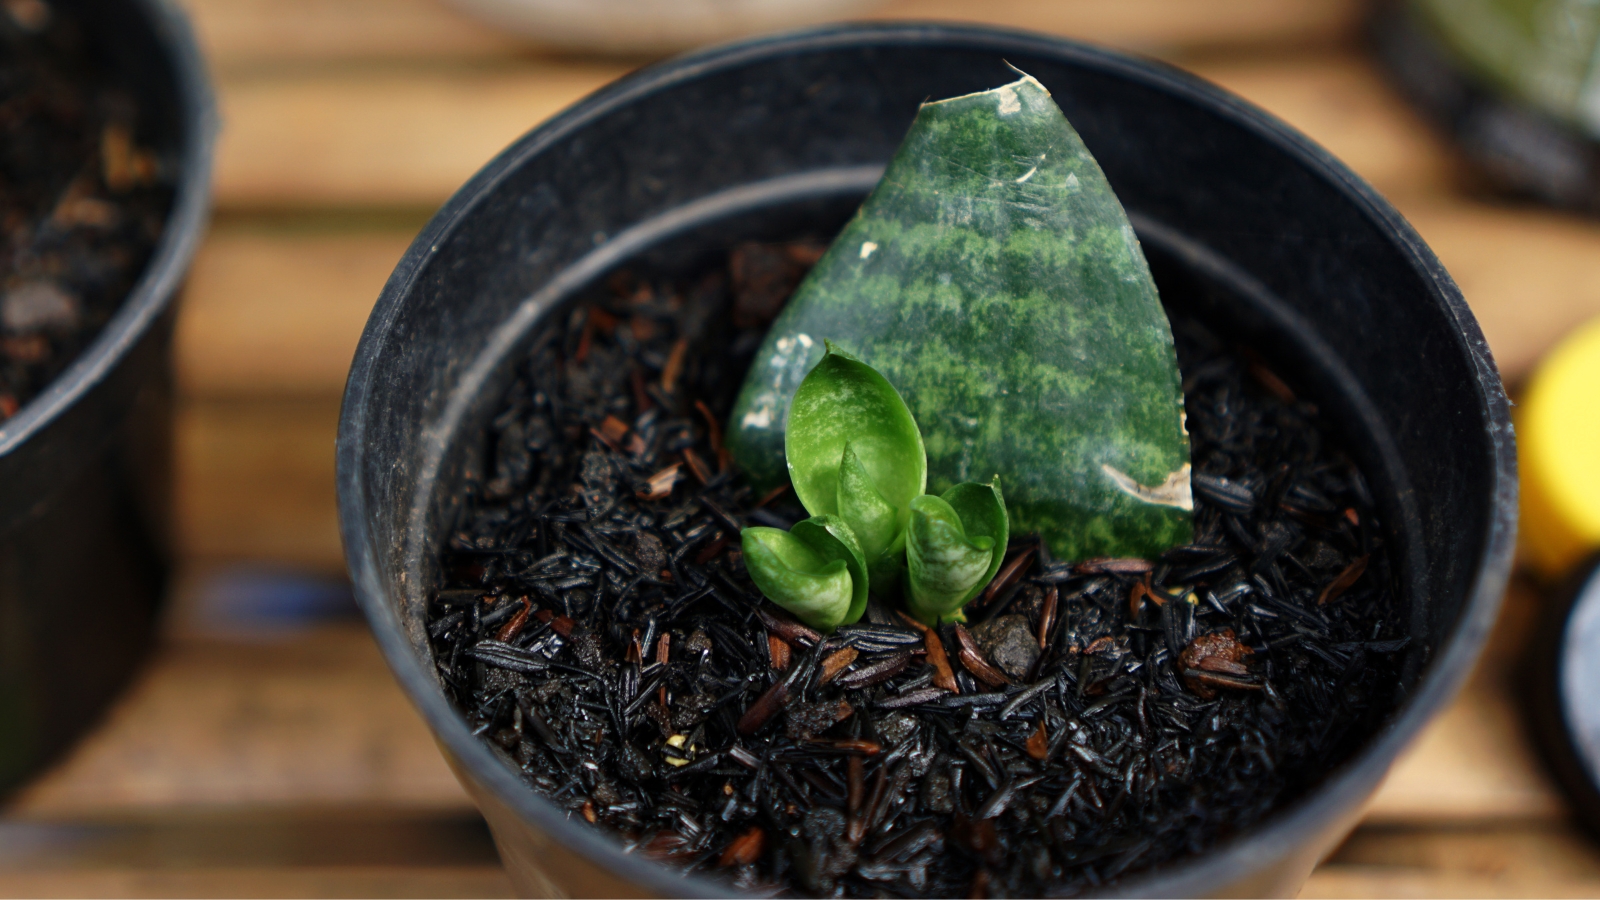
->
0 0 217 458
338 21 1517 897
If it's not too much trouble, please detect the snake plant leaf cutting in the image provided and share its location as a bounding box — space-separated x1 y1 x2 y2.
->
785 341 925 586
741 515 865 631
906 478 1008 624
727 71 1193 561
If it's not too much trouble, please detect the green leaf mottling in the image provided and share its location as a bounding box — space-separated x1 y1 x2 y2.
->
727 74 1192 560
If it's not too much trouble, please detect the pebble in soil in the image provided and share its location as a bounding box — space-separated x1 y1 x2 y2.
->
425 240 1408 897
0 4 173 418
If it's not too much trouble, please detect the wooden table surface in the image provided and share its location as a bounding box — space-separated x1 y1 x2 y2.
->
6 0 1600 896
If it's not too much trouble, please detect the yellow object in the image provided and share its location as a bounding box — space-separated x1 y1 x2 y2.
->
1518 316 1600 576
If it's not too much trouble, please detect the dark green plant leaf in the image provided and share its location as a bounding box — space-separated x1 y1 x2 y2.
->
740 525 855 631
728 72 1192 561
784 342 926 533
789 514 869 627
905 493 997 625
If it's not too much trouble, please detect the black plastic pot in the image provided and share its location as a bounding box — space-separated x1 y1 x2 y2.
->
338 24 1516 897
0 0 214 793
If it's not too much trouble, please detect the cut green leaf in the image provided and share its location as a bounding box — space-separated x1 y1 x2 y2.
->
727 72 1193 561
741 525 855 631
785 342 926 529
905 493 997 625
789 514 869 627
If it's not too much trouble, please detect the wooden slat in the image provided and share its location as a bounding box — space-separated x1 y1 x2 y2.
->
181 0 524 69
6 625 470 815
175 226 411 396
182 0 1360 70
1188 53 1460 200
1396 198 1600 385
0 867 512 899
173 396 344 569
1302 869 1600 899
1306 822 1600 898
213 64 627 209
210 50 1452 211
1366 668 1565 822
872 0 1362 54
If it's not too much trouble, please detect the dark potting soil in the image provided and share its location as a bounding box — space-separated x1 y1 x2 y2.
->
0 3 172 418
427 241 1407 897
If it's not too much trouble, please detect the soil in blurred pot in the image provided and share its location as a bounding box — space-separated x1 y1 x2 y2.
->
0 0 172 418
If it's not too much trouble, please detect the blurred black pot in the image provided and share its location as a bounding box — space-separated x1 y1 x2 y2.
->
338 23 1516 897
0 0 214 793
1372 1 1600 214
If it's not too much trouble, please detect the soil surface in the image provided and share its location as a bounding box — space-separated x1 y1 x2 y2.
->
426 242 1406 896
0 3 172 417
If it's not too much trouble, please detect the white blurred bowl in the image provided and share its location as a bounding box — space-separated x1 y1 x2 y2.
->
449 0 885 54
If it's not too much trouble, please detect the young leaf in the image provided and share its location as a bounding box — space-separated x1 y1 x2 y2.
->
784 342 926 530
789 514 870 627
728 72 1193 561
941 477 1008 600
741 526 854 632
837 442 900 561
905 494 996 625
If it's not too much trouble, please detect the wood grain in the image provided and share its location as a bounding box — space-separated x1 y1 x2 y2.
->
213 64 626 209
176 227 411 396
1367 668 1565 823
5 626 469 815
1305 823 1600 898
0 867 513 899
871 0 1363 51
182 0 1361 70
209 49 1452 210
173 397 344 569
182 0 520 70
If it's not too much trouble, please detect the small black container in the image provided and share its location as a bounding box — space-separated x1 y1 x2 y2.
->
1526 554 1600 841
338 24 1516 896
0 0 214 793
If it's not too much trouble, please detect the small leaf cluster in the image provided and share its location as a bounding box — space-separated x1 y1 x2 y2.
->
740 342 1008 630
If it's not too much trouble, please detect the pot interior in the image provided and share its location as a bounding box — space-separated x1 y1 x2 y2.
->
400 185 1428 880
